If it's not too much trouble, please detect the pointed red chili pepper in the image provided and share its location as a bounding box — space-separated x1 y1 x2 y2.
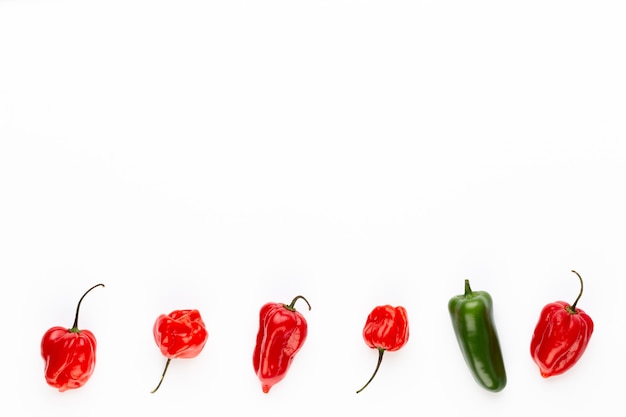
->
530 270 594 377
41 283 105 392
253 295 311 393
356 304 409 393
151 309 208 393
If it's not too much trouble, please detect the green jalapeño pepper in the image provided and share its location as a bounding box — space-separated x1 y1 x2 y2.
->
448 279 507 392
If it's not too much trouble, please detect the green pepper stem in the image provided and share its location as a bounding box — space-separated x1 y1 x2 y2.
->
356 348 385 394
285 295 311 311
70 283 105 332
569 270 584 311
464 279 472 296
151 358 172 394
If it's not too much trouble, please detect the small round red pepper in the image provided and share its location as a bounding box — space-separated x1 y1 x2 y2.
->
41 283 105 392
530 270 594 377
151 309 209 393
253 295 311 394
356 304 409 393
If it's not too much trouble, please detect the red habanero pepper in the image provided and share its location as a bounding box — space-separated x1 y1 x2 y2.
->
356 304 409 393
530 270 594 378
41 283 105 392
151 309 208 393
253 295 311 394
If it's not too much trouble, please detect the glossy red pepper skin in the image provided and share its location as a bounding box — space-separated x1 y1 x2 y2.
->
530 270 594 377
356 305 409 393
253 295 311 394
41 283 104 392
151 309 208 393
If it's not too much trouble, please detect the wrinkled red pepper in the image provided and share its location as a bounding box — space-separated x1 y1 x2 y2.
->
253 295 311 393
530 270 594 377
151 309 209 393
41 283 105 392
356 304 409 393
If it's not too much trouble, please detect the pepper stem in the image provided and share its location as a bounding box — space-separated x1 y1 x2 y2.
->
356 348 385 394
285 295 311 311
151 358 172 394
70 283 105 332
464 279 472 296
569 270 584 311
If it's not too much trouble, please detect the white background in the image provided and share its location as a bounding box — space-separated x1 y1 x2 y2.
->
1 0 625 415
